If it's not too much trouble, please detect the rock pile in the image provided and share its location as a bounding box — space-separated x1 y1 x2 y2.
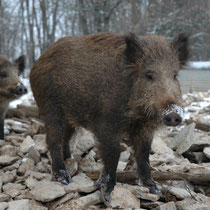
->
0 90 210 209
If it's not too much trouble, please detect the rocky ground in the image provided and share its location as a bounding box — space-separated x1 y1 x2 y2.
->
0 90 210 210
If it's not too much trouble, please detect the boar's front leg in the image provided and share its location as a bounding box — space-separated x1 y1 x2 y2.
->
0 110 6 140
95 128 121 204
46 121 71 185
130 125 160 194
0 116 4 140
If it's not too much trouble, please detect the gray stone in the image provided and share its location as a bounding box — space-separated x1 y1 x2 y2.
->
34 134 48 154
0 202 8 210
36 161 51 173
28 146 41 164
70 128 95 156
117 161 127 171
119 150 130 162
7 199 30 210
25 177 39 189
169 123 197 155
0 145 17 156
120 183 160 202
56 190 101 210
3 183 26 198
189 134 210 152
51 192 76 209
19 136 35 154
0 193 11 202
6 199 47 210
28 180 66 202
203 147 210 159
3 160 21 171
156 202 177 210
79 153 103 172
110 185 140 209
64 173 96 193
18 158 35 175
12 124 28 133
0 170 16 184
25 170 52 181
176 197 210 210
0 155 19 166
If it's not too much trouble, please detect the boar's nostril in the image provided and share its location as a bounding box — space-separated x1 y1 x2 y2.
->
163 112 182 126
16 85 28 95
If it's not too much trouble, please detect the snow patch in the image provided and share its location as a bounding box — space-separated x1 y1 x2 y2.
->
188 61 210 69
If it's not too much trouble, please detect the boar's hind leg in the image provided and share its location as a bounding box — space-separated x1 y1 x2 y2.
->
96 129 121 204
46 121 71 185
130 127 160 194
63 124 75 160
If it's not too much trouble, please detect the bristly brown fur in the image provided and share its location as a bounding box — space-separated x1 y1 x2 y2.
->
30 32 190 195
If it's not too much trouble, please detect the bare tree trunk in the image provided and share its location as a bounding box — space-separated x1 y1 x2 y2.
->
25 0 35 67
78 0 89 35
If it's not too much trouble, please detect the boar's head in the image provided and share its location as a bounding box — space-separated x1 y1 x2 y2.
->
125 33 190 126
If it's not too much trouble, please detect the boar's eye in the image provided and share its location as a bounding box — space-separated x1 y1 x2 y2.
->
145 71 154 81
0 72 7 78
174 73 177 80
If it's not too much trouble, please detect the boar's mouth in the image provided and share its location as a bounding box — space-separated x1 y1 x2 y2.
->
161 104 184 126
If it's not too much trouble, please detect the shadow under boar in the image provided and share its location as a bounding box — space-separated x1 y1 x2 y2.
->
0 55 27 140
30 32 189 204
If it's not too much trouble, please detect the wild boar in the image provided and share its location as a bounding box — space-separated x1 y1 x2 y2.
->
30 32 189 203
0 55 27 140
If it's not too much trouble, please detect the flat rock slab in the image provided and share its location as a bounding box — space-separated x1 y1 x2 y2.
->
162 185 193 199
120 183 160 202
189 133 210 152
18 158 35 175
156 201 177 210
169 123 196 155
70 128 95 156
0 145 17 156
19 136 35 154
110 185 140 209
0 202 8 210
64 173 96 193
0 193 11 202
203 147 210 159
27 180 66 202
176 197 210 210
0 170 16 184
3 183 26 198
0 155 19 166
6 199 47 210
56 190 102 210
34 134 48 154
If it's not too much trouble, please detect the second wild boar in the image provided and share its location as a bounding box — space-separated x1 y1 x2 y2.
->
0 55 27 140
30 32 189 203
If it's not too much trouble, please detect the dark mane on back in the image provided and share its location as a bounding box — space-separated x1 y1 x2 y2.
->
85 33 126 57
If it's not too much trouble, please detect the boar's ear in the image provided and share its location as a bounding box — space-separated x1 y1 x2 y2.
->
124 33 144 64
171 33 190 66
14 55 25 74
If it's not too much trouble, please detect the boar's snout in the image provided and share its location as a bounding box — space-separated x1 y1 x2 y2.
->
163 112 182 126
15 82 27 96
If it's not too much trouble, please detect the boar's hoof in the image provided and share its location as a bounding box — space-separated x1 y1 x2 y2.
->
54 169 71 185
149 185 161 194
100 182 113 206
95 176 114 206
137 178 160 194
